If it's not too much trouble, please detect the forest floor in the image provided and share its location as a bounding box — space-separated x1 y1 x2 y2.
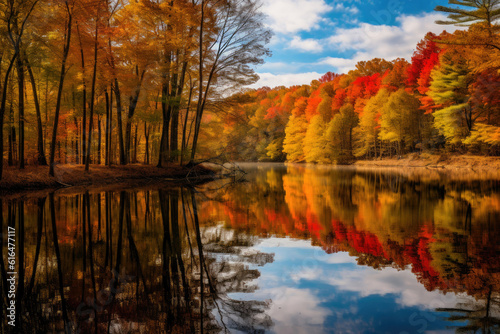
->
0 163 215 196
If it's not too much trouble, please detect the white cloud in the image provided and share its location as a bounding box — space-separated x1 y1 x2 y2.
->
257 237 313 248
328 13 451 58
333 3 359 14
262 0 332 34
290 36 324 53
324 265 474 310
250 72 322 88
251 12 464 87
264 287 332 334
318 12 459 73
317 57 359 74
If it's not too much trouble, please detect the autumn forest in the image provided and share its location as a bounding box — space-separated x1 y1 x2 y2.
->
203 12 500 163
1 0 500 332
0 0 499 183
0 0 270 181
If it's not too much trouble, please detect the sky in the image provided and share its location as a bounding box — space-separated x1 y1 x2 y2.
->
250 0 458 88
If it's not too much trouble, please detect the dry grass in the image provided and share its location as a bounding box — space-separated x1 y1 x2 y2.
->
0 163 214 195
353 153 500 181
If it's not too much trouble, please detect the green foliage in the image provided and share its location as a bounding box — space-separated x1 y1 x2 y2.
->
379 89 421 153
355 89 390 157
325 103 358 163
427 53 472 144
266 137 285 161
435 0 500 27
463 123 500 145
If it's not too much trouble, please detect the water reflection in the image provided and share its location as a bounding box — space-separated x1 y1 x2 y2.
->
0 163 499 333
1 189 273 333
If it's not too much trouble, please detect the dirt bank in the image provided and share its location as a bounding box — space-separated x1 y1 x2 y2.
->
354 153 500 170
351 153 500 181
0 164 215 195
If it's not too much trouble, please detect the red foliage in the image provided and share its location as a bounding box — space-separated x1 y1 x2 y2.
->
319 71 339 83
346 73 382 104
292 96 309 116
305 95 322 121
406 33 441 88
332 88 347 112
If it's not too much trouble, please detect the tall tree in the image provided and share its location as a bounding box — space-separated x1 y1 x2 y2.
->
189 0 271 164
24 54 47 165
379 89 421 155
427 52 473 145
85 2 101 172
49 1 74 177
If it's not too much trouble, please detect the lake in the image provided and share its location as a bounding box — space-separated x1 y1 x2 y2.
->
1 163 499 333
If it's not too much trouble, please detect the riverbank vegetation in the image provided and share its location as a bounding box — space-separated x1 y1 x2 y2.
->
0 0 270 180
201 1 500 164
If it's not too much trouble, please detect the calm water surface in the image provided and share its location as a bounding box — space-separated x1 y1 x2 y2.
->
1 163 499 333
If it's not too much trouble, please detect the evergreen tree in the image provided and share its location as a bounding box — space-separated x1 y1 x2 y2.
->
435 0 500 28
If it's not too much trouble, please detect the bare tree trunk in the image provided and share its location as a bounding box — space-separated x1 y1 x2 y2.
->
98 114 102 165
25 55 47 165
49 3 73 177
144 122 149 165
125 66 145 164
133 123 138 163
114 78 126 165
169 57 188 163
16 49 25 169
8 94 14 166
105 88 110 165
180 84 193 166
85 13 99 172
77 23 87 165
158 83 171 167
74 117 79 164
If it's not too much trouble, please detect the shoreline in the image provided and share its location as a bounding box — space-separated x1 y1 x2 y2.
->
352 153 500 170
0 164 215 196
1 154 500 196
237 153 500 181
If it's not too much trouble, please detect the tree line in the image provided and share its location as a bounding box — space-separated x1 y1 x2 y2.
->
0 0 271 179
205 1 500 163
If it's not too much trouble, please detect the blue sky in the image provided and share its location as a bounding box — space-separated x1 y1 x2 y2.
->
251 0 459 88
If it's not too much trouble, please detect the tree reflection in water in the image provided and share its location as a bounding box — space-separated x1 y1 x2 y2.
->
0 188 273 333
0 165 499 333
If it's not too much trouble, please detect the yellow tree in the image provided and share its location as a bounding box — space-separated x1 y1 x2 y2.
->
303 114 329 163
356 89 390 158
379 88 421 155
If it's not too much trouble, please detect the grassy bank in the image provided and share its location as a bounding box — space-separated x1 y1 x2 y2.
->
0 164 214 195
